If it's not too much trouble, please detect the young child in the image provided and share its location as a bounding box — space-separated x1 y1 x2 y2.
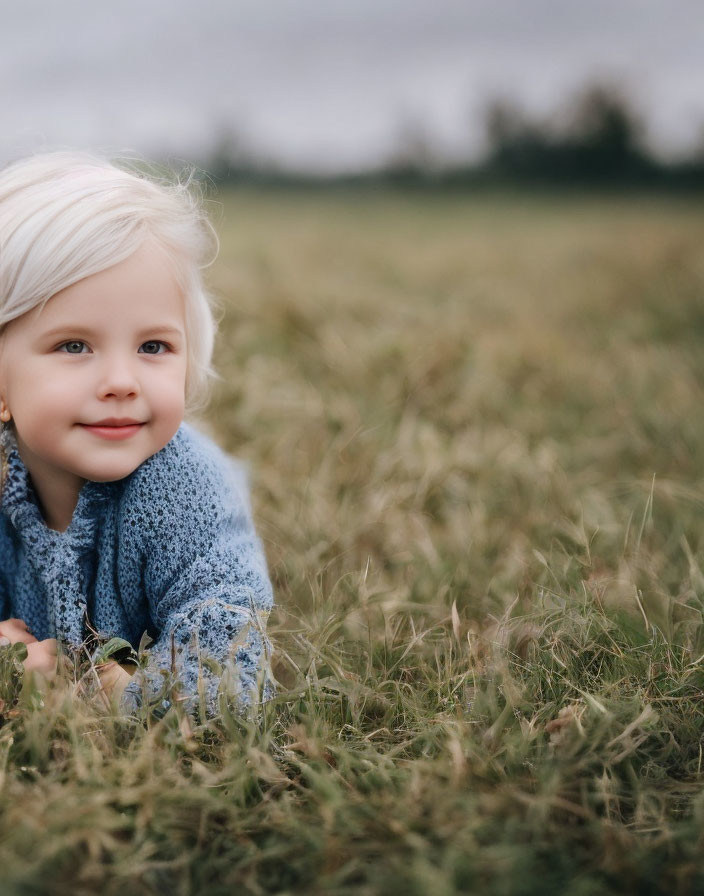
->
0 151 274 718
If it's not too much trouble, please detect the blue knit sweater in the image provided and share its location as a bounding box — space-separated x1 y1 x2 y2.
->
0 422 274 717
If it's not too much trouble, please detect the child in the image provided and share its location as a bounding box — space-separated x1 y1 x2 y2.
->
0 151 274 718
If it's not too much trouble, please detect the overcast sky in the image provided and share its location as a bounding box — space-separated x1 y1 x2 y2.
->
1 0 703 171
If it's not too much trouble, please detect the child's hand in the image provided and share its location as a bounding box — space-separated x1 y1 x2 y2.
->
0 621 56 683
94 662 134 708
23 639 58 680
0 618 38 646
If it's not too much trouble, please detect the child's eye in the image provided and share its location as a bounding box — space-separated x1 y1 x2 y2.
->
58 341 89 354
139 341 169 355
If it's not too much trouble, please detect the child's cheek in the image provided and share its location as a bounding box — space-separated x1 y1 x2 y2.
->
149 368 187 446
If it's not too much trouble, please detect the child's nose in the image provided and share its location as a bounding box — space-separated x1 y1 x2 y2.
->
97 356 140 400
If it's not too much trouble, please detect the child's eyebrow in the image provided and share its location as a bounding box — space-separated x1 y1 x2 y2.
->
135 326 185 339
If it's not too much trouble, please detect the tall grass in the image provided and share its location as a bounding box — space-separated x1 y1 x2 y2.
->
1 190 704 894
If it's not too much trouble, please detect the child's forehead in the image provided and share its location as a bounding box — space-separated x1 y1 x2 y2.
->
27 245 186 330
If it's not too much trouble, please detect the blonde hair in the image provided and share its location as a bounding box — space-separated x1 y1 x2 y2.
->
0 151 220 414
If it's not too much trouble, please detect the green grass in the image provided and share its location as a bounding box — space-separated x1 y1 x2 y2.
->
2 189 704 894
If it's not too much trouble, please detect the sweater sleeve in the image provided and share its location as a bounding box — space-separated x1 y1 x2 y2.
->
118 427 274 719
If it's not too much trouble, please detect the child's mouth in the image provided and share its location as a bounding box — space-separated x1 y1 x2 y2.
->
80 422 145 441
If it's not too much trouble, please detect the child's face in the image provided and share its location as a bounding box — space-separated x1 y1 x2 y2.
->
0 241 188 491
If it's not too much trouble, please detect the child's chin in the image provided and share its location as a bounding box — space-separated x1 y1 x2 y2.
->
82 457 145 483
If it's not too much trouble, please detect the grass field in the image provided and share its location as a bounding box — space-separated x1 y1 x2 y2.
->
2 189 704 894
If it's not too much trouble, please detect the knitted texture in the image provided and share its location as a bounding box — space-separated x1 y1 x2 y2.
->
0 422 274 718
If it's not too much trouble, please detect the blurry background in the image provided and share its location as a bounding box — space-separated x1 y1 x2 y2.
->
2 0 704 187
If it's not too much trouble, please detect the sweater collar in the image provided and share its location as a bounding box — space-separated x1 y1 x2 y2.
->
0 430 114 547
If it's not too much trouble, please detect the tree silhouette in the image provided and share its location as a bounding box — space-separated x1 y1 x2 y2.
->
483 83 656 185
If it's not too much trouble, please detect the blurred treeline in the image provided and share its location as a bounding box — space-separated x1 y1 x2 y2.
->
205 82 704 191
